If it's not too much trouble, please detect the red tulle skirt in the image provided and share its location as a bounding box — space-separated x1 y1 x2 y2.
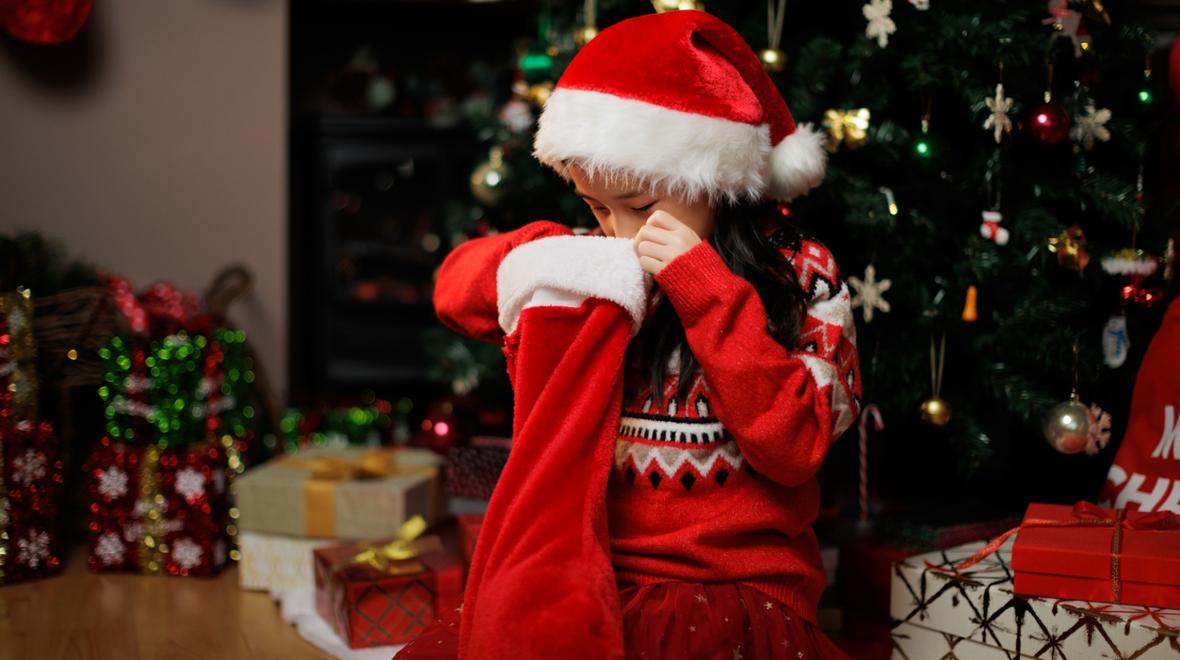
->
395 581 849 660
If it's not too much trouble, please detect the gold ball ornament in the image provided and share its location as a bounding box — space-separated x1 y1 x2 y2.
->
575 26 598 47
652 0 704 11
1043 391 1093 454
919 397 952 427
759 48 787 72
471 148 509 206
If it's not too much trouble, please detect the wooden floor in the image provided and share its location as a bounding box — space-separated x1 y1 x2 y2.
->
0 548 332 660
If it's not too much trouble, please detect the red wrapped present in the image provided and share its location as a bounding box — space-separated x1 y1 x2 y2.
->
457 513 483 566
84 436 231 576
314 516 463 649
1 419 65 584
444 435 511 500
945 501 1180 609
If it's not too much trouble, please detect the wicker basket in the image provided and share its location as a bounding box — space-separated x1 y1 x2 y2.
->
33 286 128 390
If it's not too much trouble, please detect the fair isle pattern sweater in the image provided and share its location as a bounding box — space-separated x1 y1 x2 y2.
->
432 218 862 625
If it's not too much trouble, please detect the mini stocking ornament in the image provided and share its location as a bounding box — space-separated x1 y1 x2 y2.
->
980 210 1009 246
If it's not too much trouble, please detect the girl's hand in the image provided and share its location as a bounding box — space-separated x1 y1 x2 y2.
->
633 210 702 276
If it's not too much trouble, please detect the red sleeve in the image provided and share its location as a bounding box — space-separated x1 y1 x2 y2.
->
433 220 574 344
653 238 861 487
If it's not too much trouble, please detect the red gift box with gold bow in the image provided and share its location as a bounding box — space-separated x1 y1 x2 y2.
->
1007 502 1180 608
313 516 464 649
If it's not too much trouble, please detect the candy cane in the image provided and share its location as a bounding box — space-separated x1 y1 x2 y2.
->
858 404 884 524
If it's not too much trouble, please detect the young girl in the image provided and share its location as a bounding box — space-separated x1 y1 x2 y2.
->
401 10 860 660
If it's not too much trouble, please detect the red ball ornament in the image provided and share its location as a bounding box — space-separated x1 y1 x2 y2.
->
1026 101 1071 145
2 0 93 45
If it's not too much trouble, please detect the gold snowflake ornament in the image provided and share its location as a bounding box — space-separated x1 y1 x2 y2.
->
983 84 1014 144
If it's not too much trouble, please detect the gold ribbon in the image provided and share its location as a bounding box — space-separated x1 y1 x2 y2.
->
1 288 39 421
822 108 871 152
137 444 166 574
345 515 443 576
279 449 439 538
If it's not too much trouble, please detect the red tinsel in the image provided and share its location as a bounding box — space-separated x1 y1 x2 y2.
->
84 437 231 577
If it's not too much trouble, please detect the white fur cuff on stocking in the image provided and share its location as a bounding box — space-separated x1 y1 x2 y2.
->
496 235 654 337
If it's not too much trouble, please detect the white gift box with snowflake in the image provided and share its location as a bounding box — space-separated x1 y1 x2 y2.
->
891 536 1180 659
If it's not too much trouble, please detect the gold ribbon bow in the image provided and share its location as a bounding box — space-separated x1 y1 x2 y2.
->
822 108 871 152
280 449 401 481
349 515 443 575
278 449 440 538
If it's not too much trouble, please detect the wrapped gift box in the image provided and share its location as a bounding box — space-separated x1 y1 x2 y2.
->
234 446 442 541
84 437 231 576
891 534 1180 659
892 620 1029 659
1012 502 1180 608
313 523 463 649
457 513 483 566
444 435 511 500
239 531 334 592
1 419 65 584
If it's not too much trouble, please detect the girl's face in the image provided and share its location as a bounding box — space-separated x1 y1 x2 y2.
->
568 163 715 241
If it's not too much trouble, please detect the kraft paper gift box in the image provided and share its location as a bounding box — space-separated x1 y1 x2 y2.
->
233 446 443 541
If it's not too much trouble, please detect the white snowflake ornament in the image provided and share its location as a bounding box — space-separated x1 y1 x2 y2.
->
863 0 896 48
983 84 1014 144
498 99 534 134
97 466 129 499
849 264 893 323
12 449 47 487
1085 404 1112 456
95 531 126 566
1071 103 1111 150
16 529 51 568
174 466 207 502
172 537 204 571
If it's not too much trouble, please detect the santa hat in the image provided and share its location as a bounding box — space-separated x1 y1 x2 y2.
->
534 10 826 204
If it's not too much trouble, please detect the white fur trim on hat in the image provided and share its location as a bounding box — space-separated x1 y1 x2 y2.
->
535 88 771 204
496 235 653 337
534 88 826 203
767 123 827 202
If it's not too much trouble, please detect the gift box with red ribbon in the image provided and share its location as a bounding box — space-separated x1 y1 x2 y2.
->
313 516 464 649
1011 502 1180 608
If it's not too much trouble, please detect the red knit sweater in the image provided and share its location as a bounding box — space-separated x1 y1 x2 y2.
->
433 218 862 625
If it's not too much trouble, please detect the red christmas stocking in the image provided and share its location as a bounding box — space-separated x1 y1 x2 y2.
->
459 235 651 660
393 235 651 660
1099 297 1180 513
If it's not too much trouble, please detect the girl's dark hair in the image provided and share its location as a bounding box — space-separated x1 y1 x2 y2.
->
624 201 810 409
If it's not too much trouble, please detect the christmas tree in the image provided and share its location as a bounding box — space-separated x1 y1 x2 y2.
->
428 0 1176 528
